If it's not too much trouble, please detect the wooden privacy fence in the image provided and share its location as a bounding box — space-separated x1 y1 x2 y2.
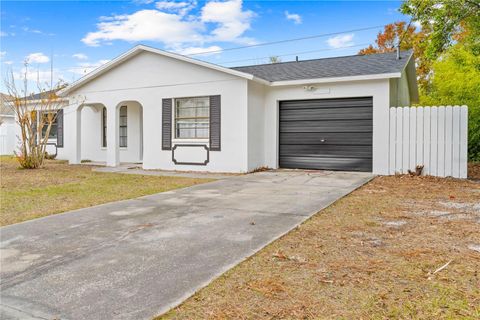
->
388 106 468 178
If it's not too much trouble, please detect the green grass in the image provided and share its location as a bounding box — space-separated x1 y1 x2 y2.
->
0 156 212 226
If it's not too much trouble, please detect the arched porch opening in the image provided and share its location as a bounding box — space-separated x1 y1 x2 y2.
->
71 101 144 167
72 102 106 164
114 100 144 164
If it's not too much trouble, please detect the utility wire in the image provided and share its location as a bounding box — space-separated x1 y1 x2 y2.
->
50 24 387 82
398 19 413 49
218 43 372 65
186 25 385 56
397 0 426 49
64 43 371 71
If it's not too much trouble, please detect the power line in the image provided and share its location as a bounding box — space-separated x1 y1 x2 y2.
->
36 24 387 82
218 43 372 65
187 25 385 56
398 20 413 49
397 0 426 49
60 42 371 74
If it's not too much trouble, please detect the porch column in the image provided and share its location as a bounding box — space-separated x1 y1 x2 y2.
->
106 105 119 167
70 105 82 164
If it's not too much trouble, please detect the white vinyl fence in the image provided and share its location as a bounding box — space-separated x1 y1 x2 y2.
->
388 106 468 178
0 122 16 155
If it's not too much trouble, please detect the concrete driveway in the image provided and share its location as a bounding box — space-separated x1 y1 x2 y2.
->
0 170 372 320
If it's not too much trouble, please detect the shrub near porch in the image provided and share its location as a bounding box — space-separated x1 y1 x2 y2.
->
0 156 211 226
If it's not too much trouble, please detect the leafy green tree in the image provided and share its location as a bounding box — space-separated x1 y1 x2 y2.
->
400 0 480 58
358 22 432 90
420 44 480 161
269 56 281 64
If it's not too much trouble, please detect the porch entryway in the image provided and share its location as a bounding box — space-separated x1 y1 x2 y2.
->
71 101 144 166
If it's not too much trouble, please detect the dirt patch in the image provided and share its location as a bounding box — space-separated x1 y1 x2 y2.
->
160 173 480 319
468 162 480 180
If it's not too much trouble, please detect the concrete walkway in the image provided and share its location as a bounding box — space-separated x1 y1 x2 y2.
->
0 170 372 320
93 163 237 180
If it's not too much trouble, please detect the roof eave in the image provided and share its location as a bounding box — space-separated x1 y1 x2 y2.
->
269 72 402 86
251 76 271 85
59 44 256 96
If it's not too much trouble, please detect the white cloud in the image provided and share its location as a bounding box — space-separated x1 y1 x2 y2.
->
155 1 197 16
1 52 13 65
72 53 89 60
176 45 222 56
82 9 203 47
26 52 50 64
201 0 254 42
82 0 255 54
326 34 354 49
68 59 111 75
284 11 302 24
22 26 52 36
82 0 254 49
133 0 155 4
413 21 422 29
156 0 192 10
12 67 64 85
155 1 196 15
0 31 8 37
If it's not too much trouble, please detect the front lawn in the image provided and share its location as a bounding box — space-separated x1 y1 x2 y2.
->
0 156 211 226
160 166 480 319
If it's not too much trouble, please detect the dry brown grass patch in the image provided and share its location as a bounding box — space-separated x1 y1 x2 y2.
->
160 171 480 319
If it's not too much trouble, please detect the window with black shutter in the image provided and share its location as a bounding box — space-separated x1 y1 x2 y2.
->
162 98 172 150
209 95 221 151
56 109 64 148
174 97 209 139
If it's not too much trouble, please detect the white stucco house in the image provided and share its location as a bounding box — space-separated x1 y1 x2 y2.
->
51 44 417 174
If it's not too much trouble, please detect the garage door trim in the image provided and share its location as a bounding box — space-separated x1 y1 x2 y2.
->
278 97 373 172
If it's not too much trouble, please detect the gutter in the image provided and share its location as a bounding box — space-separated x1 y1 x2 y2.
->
269 72 402 87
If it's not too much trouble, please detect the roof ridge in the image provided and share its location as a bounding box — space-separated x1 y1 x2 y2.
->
230 49 413 69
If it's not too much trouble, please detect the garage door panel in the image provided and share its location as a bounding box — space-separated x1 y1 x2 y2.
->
280 107 372 121
279 97 373 172
280 119 373 133
279 156 372 171
280 144 372 158
280 132 372 145
280 98 373 110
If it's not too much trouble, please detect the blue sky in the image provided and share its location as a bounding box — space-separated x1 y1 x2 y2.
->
0 0 408 91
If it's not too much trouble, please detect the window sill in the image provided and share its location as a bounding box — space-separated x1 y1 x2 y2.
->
172 139 209 144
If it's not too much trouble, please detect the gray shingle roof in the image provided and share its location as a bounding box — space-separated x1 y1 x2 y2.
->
231 50 413 82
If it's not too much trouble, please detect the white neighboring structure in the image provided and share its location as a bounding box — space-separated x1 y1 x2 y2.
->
0 94 16 155
52 45 420 174
0 115 16 156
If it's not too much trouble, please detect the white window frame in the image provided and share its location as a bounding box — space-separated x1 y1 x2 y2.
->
173 96 210 141
40 111 58 142
119 105 127 148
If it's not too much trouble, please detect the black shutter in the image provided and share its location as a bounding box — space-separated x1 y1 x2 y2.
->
209 95 221 151
56 109 64 148
162 98 172 150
